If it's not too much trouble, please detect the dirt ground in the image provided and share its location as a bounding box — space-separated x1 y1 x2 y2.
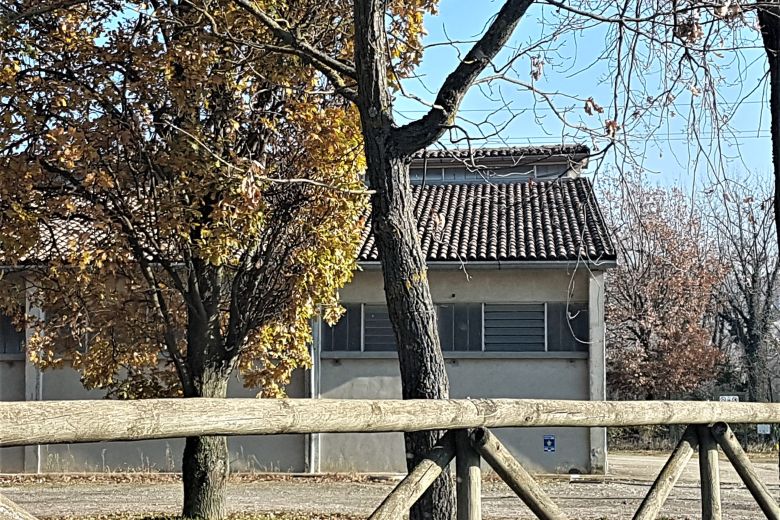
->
3 453 780 519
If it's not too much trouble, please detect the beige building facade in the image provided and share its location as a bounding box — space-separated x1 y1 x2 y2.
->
0 146 615 475
1 265 609 475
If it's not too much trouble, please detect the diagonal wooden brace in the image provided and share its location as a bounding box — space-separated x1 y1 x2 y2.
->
633 425 698 520
368 431 456 520
0 492 39 520
712 422 780 520
469 427 568 520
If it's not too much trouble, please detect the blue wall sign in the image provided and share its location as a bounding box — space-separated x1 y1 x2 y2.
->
544 434 556 453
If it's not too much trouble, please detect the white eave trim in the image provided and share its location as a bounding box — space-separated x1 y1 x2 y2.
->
358 260 617 271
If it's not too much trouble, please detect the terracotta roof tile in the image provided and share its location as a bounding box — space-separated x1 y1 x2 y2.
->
10 177 613 267
358 178 615 263
410 144 590 161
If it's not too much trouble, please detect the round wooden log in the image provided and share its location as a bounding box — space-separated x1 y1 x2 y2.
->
711 422 780 520
633 425 698 520
697 425 722 520
368 431 456 520
0 492 39 520
455 430 482 520
5 399 780 446
469 427 568 520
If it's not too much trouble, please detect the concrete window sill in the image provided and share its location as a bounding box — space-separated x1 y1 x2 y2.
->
0 353 25 361
319 351 589 360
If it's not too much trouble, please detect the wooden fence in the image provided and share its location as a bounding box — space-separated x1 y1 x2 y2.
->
2 398 780 520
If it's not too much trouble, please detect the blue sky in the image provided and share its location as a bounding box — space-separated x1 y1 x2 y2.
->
395 1 773 194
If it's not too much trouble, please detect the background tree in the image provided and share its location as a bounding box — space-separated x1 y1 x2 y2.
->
603 179 725 399
0 2 367 518
708 178 780 402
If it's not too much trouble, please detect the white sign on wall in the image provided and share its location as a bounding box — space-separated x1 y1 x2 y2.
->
757 424 771 435
719 395 740 402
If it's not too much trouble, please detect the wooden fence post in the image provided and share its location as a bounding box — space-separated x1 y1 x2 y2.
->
368 431 456 520
711 422 780 520
456 430 481 520
0 492 39 520
469 427 568 520
697 425 721 520
633 425 698 520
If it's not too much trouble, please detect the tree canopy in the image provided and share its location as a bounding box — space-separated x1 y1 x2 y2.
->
0 1 370 399
604 180 726 399
0 4 371 514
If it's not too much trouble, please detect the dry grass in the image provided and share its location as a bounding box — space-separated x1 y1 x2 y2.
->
40 514 359 520
0 472 396 487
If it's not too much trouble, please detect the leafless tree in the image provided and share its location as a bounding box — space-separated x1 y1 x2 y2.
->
708 177 780 402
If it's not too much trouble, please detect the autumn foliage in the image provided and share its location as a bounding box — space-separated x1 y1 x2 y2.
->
0 1 371 402
603 180 725 400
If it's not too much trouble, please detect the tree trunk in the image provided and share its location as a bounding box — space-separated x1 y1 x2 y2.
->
746 344 769 403
353 1 454 518
181 300 233 519
181 371 230 519
182 433 229 519
367 152 455 520
760 4 780 244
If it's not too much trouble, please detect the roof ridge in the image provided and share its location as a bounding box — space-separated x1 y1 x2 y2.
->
410 144 590 160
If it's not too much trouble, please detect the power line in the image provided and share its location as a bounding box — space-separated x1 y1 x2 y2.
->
441 134 770 145
394 99 771 115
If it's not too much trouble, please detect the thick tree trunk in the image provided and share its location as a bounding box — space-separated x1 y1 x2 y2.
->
182 433 229 519
181 370 230 519
181 297 233 520
745 342 769 403
760 5 780 244
353 1 454 519
366 150 455 520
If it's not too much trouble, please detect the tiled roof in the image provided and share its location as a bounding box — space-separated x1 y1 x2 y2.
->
358 178 615 263
7 177 614 267
410 145 590 161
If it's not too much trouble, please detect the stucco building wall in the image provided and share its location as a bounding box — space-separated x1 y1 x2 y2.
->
0 265 607 475
319 356 590 473
0 357 25 472
316 267 602 474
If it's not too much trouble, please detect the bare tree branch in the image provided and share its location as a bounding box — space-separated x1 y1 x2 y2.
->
391 0 535 155
232 0 357 80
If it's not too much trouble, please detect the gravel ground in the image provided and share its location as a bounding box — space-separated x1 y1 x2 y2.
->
3 453 780 519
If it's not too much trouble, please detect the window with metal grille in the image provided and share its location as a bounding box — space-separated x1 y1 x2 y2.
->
321 302 589 354
0 313 24 354
483 304 546 352
437 303 482 351
320 304 362 352
546 303 589 352
363 305 396 351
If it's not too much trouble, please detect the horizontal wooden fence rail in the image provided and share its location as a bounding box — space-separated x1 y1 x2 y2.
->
4 398 780 447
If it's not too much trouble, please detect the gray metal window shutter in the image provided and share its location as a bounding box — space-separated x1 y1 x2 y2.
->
484 304 545 351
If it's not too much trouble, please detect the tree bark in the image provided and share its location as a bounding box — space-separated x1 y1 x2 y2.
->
375 156 454 520
746 344 769 403
353 1 454 519
760 4 780 244
181 369 230 519
181 300 234 520
182 431 229 519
